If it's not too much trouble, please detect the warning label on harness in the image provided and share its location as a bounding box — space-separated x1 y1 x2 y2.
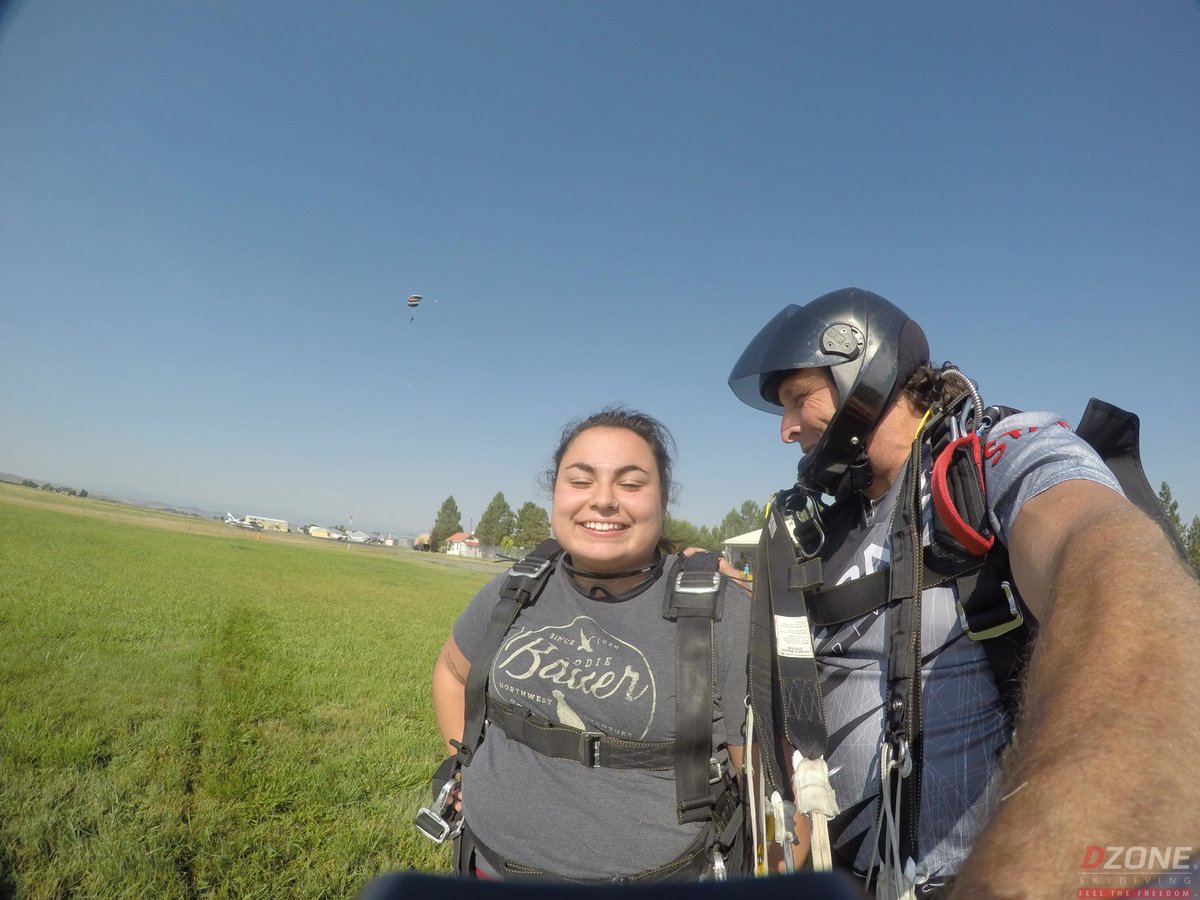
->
774 615 815 659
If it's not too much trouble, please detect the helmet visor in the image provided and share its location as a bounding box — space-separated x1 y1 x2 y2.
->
728 304 865 414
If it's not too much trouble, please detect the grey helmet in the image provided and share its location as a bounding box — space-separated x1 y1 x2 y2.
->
728 287 929 496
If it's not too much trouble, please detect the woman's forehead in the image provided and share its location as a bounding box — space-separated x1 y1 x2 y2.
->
561 427 657 469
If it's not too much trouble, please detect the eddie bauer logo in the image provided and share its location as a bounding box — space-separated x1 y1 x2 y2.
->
1077 845 1196 900
492 616 657 739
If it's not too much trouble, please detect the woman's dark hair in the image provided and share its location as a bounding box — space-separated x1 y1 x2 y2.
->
542 406 677 511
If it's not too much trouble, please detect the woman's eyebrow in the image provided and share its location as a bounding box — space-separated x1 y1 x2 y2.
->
562 462 649 477
615 465 650 478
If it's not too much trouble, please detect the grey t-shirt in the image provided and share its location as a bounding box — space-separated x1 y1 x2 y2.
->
815 411 1122 881
452 556 750 878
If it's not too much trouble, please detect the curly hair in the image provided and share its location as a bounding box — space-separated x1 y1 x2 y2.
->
900 362 976 413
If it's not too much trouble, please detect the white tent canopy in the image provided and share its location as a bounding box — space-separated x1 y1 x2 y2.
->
721 529 761 579
723 529 761 549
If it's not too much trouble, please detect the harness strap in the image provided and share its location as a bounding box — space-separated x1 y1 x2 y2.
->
457 539 562 767
878 439 926 877
664 551 723 824
1076 397 1190 562
801 547 989 628
746 500 843 869
485 695 675 769
461 818 713 883
747 512 791 800
768 503 829 764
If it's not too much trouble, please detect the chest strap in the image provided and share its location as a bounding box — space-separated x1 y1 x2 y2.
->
485 695 676 769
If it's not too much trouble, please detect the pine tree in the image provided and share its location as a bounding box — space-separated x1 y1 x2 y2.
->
1158 482 1185 542
512 502 551 550
1186 516 1200 572
430 495 463 553
664 517 719 551
718 499 765 541
475 492 516 554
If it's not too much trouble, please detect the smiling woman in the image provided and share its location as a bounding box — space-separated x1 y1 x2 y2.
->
548 411 673 595
426 407 752 883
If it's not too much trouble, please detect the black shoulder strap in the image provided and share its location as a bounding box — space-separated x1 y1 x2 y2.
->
663 551 724 825
746 501 830 804
1076 398 1190 562
456 539 562 767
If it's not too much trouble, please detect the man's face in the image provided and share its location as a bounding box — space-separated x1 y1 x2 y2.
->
777 368 838 453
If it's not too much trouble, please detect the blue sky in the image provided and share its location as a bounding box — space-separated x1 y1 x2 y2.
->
2 0 1198 537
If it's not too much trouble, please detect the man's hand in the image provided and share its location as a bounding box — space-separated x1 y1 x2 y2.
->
681 546 753 589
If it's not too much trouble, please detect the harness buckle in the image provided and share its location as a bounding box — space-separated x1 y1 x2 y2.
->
887 737 913 779
708 755 725 785
413 807 454 843
958 581 1024 641
413 779 463 844
508 557 553 580
578 731 603 767
709 849 728 881
674 571 720 594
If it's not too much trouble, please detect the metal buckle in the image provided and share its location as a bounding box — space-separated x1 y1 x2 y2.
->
888 737 913 779
709 849 728 881
413 807 453 843
508 557 552 579
958 581 1024 641
578 731 603 767
414 778 462 844
674 572 720 594
708 756 724 785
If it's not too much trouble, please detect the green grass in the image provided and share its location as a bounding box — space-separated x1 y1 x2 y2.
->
0 486 496 898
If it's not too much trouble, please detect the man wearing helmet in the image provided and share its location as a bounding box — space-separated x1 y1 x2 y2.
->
729 288 1200 897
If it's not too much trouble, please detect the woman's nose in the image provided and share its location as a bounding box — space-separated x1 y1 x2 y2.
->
591 483 618 511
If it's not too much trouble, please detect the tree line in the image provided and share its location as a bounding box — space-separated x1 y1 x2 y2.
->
1158 482 1200 571
425 484 1198 570
425 493 766 557
22 478 88 498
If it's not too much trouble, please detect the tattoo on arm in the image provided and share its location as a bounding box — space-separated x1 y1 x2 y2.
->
444 651 468 686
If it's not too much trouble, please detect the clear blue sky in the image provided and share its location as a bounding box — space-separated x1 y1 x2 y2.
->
2 0 1198 537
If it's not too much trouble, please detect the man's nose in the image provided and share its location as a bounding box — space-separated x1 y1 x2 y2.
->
781 417 803 445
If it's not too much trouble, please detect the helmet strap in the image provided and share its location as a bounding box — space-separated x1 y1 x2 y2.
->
832 450 874 502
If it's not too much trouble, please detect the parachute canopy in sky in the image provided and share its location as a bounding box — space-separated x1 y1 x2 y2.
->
407 294 422 308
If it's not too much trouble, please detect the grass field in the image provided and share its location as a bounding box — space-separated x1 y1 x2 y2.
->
0 484 499 899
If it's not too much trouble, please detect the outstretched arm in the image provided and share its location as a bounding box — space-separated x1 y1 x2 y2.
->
952 480 1200 897
432 636 471 757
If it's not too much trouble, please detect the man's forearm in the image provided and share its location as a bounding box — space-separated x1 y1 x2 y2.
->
952 511 1200 897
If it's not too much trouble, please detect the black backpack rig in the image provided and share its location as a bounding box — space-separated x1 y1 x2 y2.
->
415 540 750 883
746 388 1188 889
